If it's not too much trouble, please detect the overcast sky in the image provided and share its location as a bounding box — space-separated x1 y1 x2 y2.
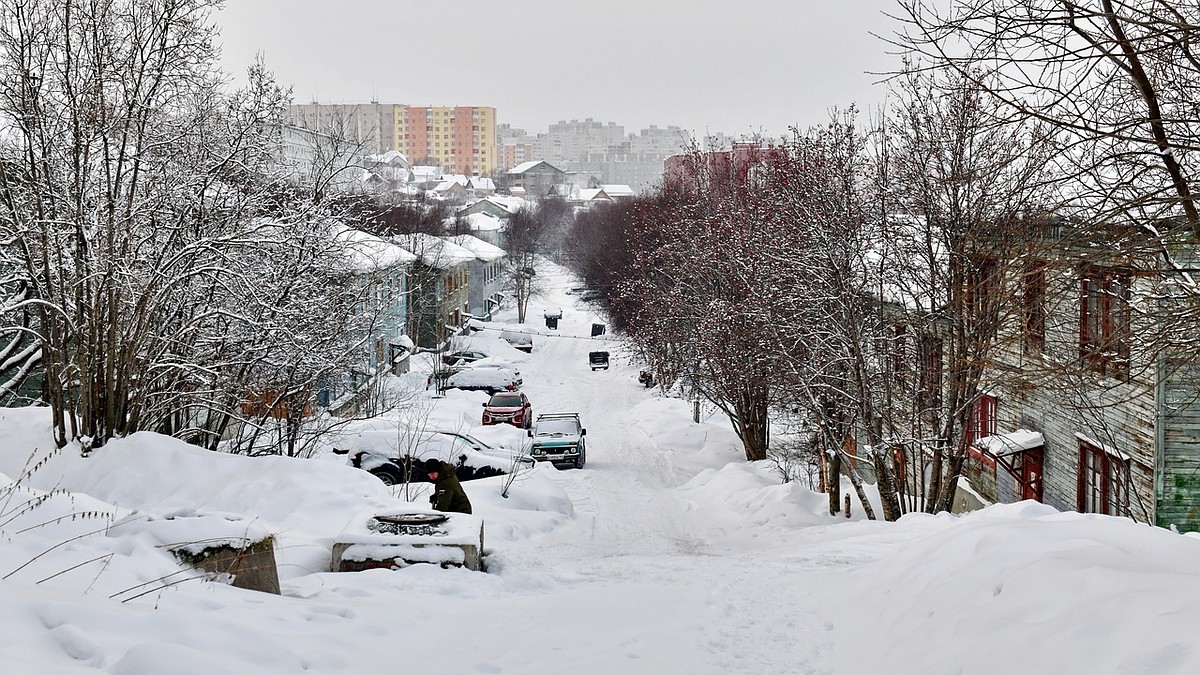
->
215 1 902 139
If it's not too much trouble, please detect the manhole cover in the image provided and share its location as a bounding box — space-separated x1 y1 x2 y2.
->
376 513 448 526
369 513 448 536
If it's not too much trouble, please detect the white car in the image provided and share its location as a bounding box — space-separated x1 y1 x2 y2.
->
500 330 534 353
446 365 520 394
438 430 534 468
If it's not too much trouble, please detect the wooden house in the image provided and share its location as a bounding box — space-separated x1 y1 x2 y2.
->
394 233 477 349
962 223 1200 531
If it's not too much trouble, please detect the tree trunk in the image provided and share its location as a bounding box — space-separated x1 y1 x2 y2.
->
826 445 842 516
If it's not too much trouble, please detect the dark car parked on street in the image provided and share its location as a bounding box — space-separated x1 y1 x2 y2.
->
589 351 609 370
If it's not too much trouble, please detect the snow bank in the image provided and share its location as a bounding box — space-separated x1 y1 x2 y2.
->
823 503 1200 674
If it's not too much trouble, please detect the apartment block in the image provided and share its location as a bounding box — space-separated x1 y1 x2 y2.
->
498 124 535 172
498 118 692 193
395 105 497 177
287 102 395 155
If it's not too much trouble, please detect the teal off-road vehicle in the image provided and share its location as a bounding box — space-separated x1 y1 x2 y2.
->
527 412 587 469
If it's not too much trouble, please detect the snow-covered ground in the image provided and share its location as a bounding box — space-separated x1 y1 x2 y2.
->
1 260 1199 674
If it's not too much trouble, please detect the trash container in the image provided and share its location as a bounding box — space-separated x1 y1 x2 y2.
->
545 316 559 329
591 323 605 337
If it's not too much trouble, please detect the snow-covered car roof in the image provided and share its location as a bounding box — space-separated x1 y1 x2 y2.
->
446 368 518 389
533 417 582 437
499 330 533 345
340 430 511 472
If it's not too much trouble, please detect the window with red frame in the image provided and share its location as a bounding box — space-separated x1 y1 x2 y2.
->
1079 265 1131 379
1023 261 1046 353
1077 440 1129 516
966 394 997 446
965 257 1000 328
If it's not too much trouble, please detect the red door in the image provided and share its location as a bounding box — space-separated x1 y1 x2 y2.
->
1021 449 1044 501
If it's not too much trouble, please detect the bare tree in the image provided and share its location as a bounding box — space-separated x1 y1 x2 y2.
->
613 145 793 462
0 1 370 453
501 206 551 324
864 66 1058 515
893 1 1200 258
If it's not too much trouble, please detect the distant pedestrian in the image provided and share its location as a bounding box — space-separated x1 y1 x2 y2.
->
423 458 472 514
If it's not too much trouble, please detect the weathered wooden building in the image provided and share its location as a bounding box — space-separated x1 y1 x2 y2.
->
963 224 1200 531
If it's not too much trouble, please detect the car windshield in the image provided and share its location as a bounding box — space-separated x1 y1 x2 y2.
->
441 435 474 453
487 394 521 407
536 419 579 436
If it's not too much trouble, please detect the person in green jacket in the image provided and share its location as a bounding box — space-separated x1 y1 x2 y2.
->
423 458 472 514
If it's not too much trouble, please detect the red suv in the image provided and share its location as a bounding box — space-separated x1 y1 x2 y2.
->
482 391 533 428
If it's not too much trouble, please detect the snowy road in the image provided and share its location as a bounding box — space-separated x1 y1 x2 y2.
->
434 277 846 674
515 320 703 559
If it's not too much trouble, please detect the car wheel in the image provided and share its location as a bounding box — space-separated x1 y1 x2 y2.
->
370 466 404 486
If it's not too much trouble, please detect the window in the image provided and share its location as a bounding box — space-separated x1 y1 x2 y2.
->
966 394 997 445
919 335 943 407
891 323 907 383
1079 265 1131 379
1023 261 1046 353
1077 440 1129 516
965 257 1000 325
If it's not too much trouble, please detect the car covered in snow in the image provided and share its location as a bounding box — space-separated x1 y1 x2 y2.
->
437 430 532 467
442 349 489 366
333 429 524 486
527 412 587 469
445 365 520 394
482 391 533 428
499 330 534 353
430 361 521 389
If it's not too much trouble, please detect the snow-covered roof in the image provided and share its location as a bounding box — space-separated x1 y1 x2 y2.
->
445 174 469 186
432 180 465 193
974 430 1045 457
448 234 505 262
463 212 504 231
334 225 417 272
393 233 477 269
601 184 635 197
467 177 496 190
576 188 612 202
410 165 442 181
508 160 563 175
468 195 525 216
363 150 409 166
